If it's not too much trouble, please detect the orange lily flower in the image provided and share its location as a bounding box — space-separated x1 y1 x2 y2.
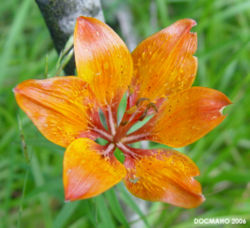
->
14 17 231 208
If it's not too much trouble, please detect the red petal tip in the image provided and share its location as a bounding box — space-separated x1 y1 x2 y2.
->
76 16 98 26
189 18 197 27
13 86 18 94
219 100 232 116
64 190 78 202
176 18 197 28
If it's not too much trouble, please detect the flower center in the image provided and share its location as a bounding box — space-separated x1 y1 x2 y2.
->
92 97 158 159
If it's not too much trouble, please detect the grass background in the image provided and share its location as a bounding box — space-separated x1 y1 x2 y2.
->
0 0 250 227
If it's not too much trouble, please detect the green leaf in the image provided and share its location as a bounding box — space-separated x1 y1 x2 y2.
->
105 188 129 228
95 195 116 228
53 201 81 228
118 184 150 228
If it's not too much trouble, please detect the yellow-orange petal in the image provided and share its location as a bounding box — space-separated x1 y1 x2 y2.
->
124 149 204 208
14 77 97 148
74 16 133 107
131 19 197 103
63 138 126 201
129 87 231 147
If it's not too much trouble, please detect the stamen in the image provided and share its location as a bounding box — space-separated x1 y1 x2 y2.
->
147 102 158 112
93 128 113 141
108 106 116 136
120 120 128 126
125 99 158 124
116 142 139 157
138 109 148 121
138 102 158 121
122 133 150 144
102 143 115 156
128 85 134 96
136 97 150 107
126 105 137 115
128 109 140 123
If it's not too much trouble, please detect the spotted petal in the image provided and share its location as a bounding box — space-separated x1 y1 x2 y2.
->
63 138 126 201
126 87 231 147
130 19 197 103
74 16 133 107
124 148 204 208
14 77 98 147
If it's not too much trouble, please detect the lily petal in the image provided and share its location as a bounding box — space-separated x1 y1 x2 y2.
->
63 138 126 201
127 87 231 147
130 19 197 103
124 148 204 208
74 16 133 107
14 77 97 147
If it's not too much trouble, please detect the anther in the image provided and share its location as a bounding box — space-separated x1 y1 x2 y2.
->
138 102 158 121
136 97 150 107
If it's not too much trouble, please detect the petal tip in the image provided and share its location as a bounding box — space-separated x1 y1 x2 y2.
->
219 103 231 116
195 194 206 208
64 193 78 202
187 18 197 27
185 193 205 209
198 193 206 205
219 94 232 116
64 186 80 202
76 16 87 30
177 18 197 28
226 98 233 105
64 188 78 202
75 16 91 32
76 16 88 22
13 86 18 94
189 18 197 27
76 16 99 27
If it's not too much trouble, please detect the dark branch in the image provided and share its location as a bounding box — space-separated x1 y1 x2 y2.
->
35 0 104 75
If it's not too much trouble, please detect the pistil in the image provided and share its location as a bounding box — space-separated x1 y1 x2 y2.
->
92 127 113 142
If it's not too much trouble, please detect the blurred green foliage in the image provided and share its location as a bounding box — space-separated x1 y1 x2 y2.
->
0 0 250 227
